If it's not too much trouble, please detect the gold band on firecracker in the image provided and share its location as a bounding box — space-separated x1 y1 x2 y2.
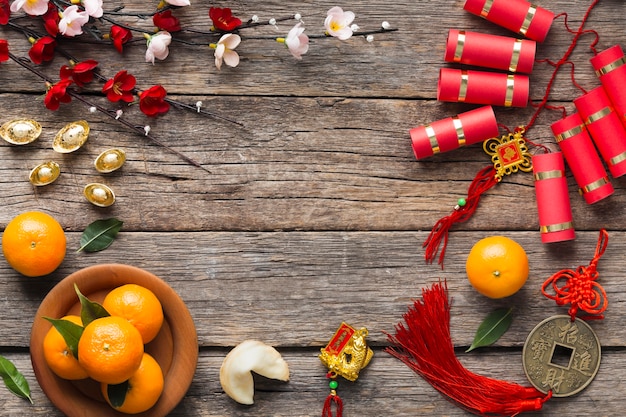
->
424 116 466 154
609 151 626 167
509 39 523 72
504 75 516 107
540 221 574 233
554 124 585 143
459 71 469 102
519 4 537 36
453 31 466 62
425 125 440 154
580 176 611 194
595 56 626 77
534 169 564 181
452 117 466 146
480 0 494 17
584 106 613 125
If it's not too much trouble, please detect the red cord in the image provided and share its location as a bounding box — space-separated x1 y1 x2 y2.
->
541 229 609 321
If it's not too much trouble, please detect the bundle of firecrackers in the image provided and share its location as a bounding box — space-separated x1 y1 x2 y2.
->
409 0 626 245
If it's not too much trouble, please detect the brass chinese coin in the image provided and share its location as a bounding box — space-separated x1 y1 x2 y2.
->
522 315 601 397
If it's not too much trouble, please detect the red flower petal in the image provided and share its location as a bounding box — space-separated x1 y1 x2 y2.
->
208 7 242 32
153 10 181 32
102 70 136 103
28 36 56 65
0 39 8 62
139 85 170 117
110 26 132 54
44 79 73 111
0 0 10 25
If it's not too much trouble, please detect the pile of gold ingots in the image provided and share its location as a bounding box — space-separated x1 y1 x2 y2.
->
0 119 125 207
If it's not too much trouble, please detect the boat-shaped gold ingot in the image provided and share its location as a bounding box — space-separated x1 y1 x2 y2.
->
53 120 90 153
83 183 115 207
94 148 126 173
0 119 42 145
29 161 60 186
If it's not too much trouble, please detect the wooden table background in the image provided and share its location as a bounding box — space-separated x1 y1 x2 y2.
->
1 0 625 415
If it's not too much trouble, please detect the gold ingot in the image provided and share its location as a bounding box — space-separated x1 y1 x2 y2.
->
29 161 60 186
83 183 115 207
53 120 90 153
94 148 126 173
0 119 42 145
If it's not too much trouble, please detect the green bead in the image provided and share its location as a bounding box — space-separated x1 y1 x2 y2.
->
457 198 467 207
329 380 338 390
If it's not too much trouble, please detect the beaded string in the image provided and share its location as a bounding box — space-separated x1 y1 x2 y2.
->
321 372 343 417
541 229 609 321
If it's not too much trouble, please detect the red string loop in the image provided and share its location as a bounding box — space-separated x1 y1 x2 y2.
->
423 166 498 267
541 229 609 321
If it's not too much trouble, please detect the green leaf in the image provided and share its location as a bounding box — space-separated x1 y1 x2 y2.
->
0 355 33 404
43 317 84 359
77 218 123 253
74 283 110 327
466 307 514 352
107 380 129 408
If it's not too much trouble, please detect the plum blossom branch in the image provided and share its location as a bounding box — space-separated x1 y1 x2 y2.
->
6 50 213 173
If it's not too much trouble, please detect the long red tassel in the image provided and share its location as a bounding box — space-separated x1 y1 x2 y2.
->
322 393 343 417
385 281 552 416
423 166 498 267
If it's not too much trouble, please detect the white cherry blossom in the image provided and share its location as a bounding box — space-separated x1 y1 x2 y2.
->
214 34 241 70
58 5 90 37
284 22 309 60
10 0 49 16
324 6 355 40
145 31 172 64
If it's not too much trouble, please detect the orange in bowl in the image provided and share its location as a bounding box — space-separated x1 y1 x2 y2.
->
465 236 529 299
30 264 198 417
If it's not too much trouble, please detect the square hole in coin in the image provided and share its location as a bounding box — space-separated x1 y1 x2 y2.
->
550 343 574 369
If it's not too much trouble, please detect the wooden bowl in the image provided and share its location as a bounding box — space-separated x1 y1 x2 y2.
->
30 264 198 417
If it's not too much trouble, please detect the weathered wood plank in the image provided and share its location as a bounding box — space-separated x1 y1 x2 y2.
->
1 94 625 232
0 1 623 99
2 231 623 348
1 349 624 416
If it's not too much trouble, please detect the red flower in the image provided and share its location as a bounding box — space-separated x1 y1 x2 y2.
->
60 59 98 87
110 25 132 54
153 10 181 32
208 7 242 32
28 36 56 64
42 3 60 37
0 39 8 62
44 79 73 111
0 0 10 25
139 85 170 117
102 70 136 103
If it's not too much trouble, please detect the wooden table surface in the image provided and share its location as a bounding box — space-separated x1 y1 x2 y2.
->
1 0 625 415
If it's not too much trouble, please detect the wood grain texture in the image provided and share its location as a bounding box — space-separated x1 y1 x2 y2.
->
1 0 625 415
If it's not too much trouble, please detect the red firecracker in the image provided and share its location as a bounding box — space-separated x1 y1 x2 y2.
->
590 45 626 129
438 68 529 107
445 29 536 74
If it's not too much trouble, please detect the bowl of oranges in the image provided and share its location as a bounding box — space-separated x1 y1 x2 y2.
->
30 264 198 416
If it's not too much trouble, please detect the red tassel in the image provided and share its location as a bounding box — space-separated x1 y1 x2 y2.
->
322 393 343 417
423 166 498 267
385 281 551 416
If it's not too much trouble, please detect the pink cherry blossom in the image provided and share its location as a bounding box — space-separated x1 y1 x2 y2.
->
145 31 172 64
82 0 102 18
10 0 49 16
284 22 309 60
214 33 240 70
164 0 190 6
58 5 89 37
324 6 355 40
